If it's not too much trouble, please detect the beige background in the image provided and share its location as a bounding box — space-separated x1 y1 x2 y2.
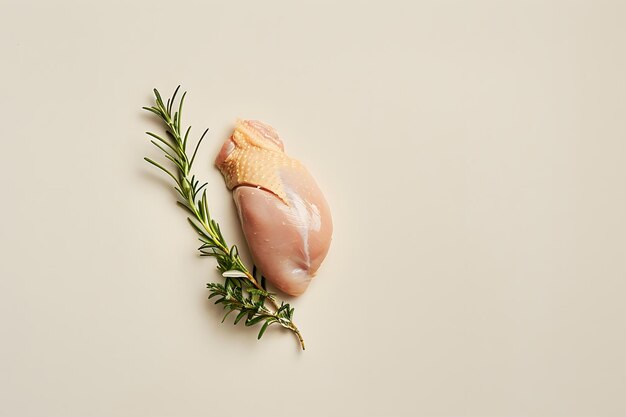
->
1 0 626 416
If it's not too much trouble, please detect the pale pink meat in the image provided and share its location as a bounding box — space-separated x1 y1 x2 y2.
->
215 120 332 296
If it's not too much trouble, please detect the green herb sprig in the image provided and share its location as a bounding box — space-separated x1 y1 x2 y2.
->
143 86 305 350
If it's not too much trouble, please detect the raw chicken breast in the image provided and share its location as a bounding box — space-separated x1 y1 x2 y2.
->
215 120 332 296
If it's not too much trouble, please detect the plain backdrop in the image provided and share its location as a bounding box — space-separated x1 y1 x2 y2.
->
1 1 625 416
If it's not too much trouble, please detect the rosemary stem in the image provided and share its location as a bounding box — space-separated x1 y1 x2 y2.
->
144 86 305 350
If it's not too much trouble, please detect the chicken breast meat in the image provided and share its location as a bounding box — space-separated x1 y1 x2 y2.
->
215 120 333 296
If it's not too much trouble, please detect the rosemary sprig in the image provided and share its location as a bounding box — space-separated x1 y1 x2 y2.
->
142 86 305 350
